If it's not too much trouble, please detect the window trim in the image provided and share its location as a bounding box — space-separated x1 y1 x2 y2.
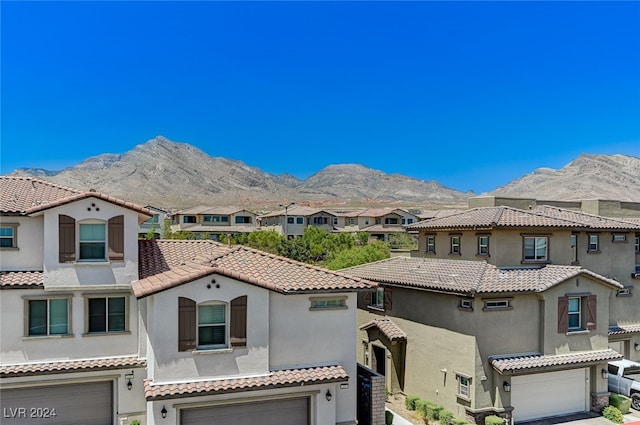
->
372 287 385 309
24 295 72 337
570 233 578 264
616 286 632 297
449 234 461 255
522 234 550 263
309 296 348 311
83 294 129 335
458 298 473 311
612 233 628 243
0 223 19 249
634 235 639 253
425 234 436 254
482 298 512 311
456 373 472 400
476 234 490 257
197 301 228 350
587 233 600 253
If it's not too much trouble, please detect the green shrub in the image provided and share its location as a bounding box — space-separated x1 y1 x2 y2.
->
130 421 141 425
602 405 624 424
439 409 454 425
385 410 395 425
427 404 443 421
415 399 430 418
452 418 469 425
405 395 420 411
609 393 631 414
484 415 504 425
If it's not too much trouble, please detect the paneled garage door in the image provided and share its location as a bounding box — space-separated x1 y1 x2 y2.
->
0 381 112 425
511 368 587 422
181 397 309 425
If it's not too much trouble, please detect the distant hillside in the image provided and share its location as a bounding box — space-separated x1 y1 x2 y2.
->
490 154 640 201
9 136 471 208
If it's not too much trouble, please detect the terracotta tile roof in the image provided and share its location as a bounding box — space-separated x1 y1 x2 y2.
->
0 175 153 217
177 223 256 233
259 206 329 218
489 349 622 375
343 257 623 295
609 323 640 335
0 175 81 214
175 206 254 215
407 206 640 231
360 318 407 342
406 206 581 231
415 209 466 220
533 206 640 231
0 271 44 289
357 208 402 218
360 224 406 233
143 364 348 401
135 240 374 298
0 356 146 378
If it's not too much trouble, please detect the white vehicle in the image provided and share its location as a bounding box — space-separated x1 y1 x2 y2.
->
608 359 640 410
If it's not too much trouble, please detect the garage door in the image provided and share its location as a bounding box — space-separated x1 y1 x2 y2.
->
181 397 309 425
0 381 112 425
511 369 587 422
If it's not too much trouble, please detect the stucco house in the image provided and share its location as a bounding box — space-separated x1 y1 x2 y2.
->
0 176 374 425
139 205 169 239
171 206 258 240
340 205 640 423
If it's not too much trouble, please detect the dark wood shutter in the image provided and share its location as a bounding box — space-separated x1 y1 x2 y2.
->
230 296 247 347
586 295 597 331
178 297 196 351
363 291 371 307
383 288 392 311
108 215 124 262
58 215 76 263
557 296 569 333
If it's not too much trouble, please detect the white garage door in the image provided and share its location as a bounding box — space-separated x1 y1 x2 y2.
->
0 381 112 425
511 369 587 422
181 397 309 425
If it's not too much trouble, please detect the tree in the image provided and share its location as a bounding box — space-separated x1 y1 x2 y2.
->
247 230 284 255
325 240 390 270
279 237 312 263
161 218 172 239
387 233 418 250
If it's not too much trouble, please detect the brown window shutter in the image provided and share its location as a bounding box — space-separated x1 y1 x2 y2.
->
586 295 597 331
384 288 392 311
230 296 247 347
557 296 569 333
108 215 124 261
178 297 196 351
58 215 76 263
363 290 371 306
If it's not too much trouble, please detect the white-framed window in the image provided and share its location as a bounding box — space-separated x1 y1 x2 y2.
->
296 217 304 224
483 299 511 310
426 235 435 254
86 295 127 333
26 297 70 336
568 297 582 330
570 234 578 263
523 236 548 262
0 224 18 248
617 287 632 297
612 234 627 243
457 374 471 399
371 287 384 309
79 221 107 261
198 303 227 349
459 299 473 311
450 235 461 255
287 217 294 224
477 235 489 256
588 234 599 253
310 296 347 310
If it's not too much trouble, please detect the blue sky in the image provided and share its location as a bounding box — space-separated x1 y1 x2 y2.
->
2 1 639 194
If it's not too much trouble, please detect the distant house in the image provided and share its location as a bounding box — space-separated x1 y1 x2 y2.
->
259 206 338 238
138 205 169 239
171 206 258 240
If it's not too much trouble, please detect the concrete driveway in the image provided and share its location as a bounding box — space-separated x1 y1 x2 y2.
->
517 408 640 425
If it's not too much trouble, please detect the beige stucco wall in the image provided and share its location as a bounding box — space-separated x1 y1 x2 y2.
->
0 216 44 270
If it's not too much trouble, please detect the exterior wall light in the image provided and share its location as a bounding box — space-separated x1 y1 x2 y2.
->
161 406 167 419
601 369 609 379
125 372 134 391
503 381 511 392
325 389 332 401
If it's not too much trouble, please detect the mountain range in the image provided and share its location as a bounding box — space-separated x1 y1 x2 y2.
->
9 136 640 209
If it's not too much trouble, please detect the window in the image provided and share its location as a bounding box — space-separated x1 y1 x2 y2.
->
477 235 489 256
558 295 596 333
178 296 247 351
79 222 106 261
401 218 414 225
183 215 196 223
27 298 69 336
87 296 126 333
612 234 627 243
523 236 548 262
333 217 338 225
426 235 436 254
450 235 461 255
235 216 252 224
313 217 328 225
457 374 471 399
459 299 473 310
296 217 304 224
570 234 578 263
617 287 632 297
483 299 511 310
635 235 639 253
0 224 18 248
365 287 391 311
385 218 398 225
310 296 347 310
198 303 226 348
287 217 294 224
588 234 599 253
